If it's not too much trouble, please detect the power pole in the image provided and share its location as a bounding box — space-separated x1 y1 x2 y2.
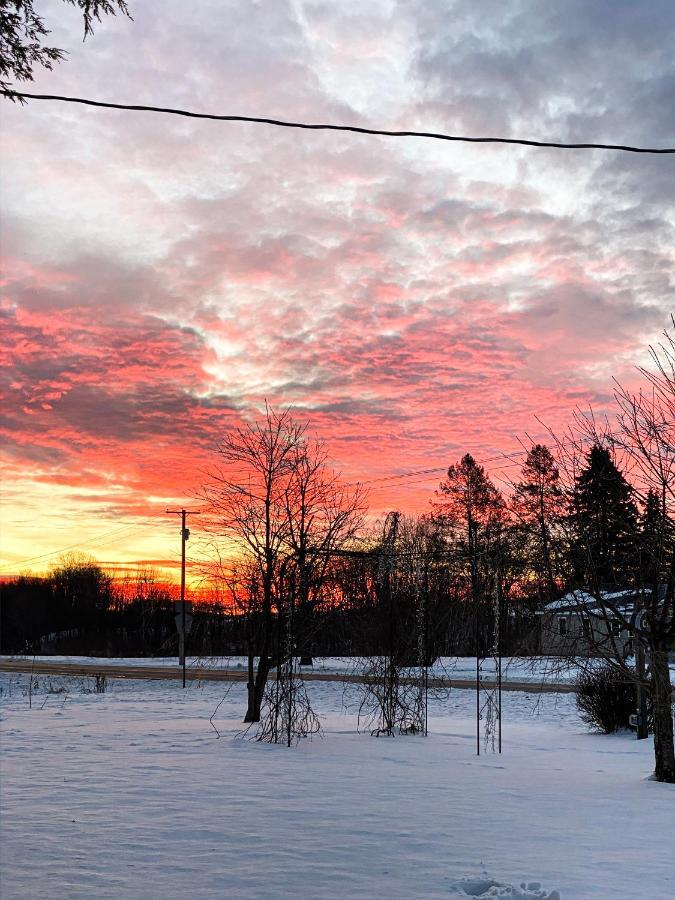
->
166 508 201 688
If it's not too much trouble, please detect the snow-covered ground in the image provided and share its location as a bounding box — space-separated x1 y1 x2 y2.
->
1 672 673 899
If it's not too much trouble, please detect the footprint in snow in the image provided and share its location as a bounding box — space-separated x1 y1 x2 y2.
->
449 876 560 899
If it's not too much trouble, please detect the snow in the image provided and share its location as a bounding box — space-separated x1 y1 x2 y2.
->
1 671 674 899
541 589 637 615
449 877 560 898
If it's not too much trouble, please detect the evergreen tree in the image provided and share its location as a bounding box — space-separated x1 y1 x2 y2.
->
512 444 564 604
432 454 506 654
571 444 639 587
433 453 505 545
638 489 673 589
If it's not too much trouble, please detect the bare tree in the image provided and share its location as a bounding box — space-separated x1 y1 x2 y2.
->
201 406 365 729
201 406 305 723
284 438 366 665
543 322 675 783
608 323 675 784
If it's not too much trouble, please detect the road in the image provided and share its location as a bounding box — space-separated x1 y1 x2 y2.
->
0 658 576 693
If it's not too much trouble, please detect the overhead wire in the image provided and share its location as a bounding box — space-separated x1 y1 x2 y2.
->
348 447 535 488
3 90 674 154
0 522 148 571
349 434 592 490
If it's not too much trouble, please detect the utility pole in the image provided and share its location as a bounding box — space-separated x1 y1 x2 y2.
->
166 508 201 688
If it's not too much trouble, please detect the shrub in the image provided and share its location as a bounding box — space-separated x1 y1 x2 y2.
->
575 663 636 734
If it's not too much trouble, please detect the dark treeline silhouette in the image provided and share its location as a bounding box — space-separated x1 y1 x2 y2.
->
1 556 173 656
1 542 534 660
2 442 668 663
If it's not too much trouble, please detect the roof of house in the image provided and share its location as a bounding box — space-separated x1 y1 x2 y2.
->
541 588 642 617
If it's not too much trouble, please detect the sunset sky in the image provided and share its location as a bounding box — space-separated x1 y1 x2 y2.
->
1 0 674 580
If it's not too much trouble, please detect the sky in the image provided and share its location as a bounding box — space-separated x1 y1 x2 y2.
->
1 0 674 579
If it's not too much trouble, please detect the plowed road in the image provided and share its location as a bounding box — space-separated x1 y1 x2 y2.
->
0 658 575 693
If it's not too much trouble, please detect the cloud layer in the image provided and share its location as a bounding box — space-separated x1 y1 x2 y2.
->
1 0 673 571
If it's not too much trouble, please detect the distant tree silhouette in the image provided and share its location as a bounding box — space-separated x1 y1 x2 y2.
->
512 444 564 605
639 489 673 588
433 453 506 578
432 454 507 656
50 552 114 631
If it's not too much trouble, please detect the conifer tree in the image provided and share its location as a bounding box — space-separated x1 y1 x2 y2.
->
638 489 673 589
571 444 638 587
512 444 564 604
433 454 506 654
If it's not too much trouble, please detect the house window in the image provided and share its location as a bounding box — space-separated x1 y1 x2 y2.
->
611 620 622 636
558 618 567 636
582 619 591 637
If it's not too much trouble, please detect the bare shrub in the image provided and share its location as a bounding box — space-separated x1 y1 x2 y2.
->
575 664 636 734
257 666 321 746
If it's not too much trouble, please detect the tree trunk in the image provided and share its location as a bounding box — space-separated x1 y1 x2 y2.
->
296 601 313 665
650 648 675 783
244 652 272 723
244 652 257 722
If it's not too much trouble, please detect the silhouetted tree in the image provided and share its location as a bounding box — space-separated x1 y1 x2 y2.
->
432 454 507 654
0 574 51 651
570 444 639 588
512 444 564 605
548 321 675 783
201 406 363 726
639 490 673 588
1 1 131 95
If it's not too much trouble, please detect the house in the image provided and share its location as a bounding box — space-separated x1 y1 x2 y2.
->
536 589 640 658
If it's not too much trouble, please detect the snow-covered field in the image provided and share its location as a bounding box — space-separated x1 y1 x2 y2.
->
1 672 673 899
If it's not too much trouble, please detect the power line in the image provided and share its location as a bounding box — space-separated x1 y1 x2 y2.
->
352 466 446 486
4 91 674 154
350 436 593 489
0 522 145 571
349 448 530 487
